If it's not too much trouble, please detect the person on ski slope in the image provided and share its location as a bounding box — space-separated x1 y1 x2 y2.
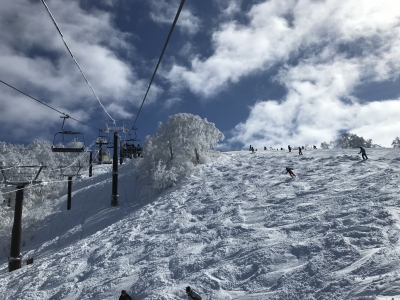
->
298 147 303 155
186 286 202 300
286 167 296 178
119 290 133 300
288 145 292 152
358 147 368 160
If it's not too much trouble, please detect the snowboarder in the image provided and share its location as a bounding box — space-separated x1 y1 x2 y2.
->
186 286 202 300
286 167 296 178
358 147 368 160
288 145 292 152
298 147 303 155
119 290 133 300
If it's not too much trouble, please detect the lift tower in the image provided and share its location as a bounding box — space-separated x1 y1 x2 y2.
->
0 165 46 272
102 120 129 206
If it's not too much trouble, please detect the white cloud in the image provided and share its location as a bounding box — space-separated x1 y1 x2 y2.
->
0 0 157 141
223 1 241 17
212 0 243 18
163 97 182 109
106 103 134 119
149 0 201 35
166 0 400 147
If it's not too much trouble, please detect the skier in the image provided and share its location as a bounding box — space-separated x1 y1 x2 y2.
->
288 145 292 152
286 167 296 178
119 290 133 300
358 147 368 160
249 145 252 151
186 286 202 300
298 147 303 155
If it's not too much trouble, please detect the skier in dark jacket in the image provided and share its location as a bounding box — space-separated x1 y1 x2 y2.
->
288 145 292 152
119 290 133 300
286 167 296 178
186 286 202 300
298 147 303 155
358 147 368 160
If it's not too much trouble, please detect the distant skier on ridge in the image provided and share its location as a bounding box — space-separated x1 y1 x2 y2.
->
186 286 202 300
358 147 368 160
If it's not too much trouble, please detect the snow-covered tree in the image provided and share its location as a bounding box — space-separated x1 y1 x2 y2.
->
392 137 400 148
320 141 334 149
336 132 373 148
0 140 92 239
140 113 224 191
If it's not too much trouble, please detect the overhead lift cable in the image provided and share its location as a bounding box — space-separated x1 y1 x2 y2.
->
0 79 98 130
40 0 115 123
132 0 186 128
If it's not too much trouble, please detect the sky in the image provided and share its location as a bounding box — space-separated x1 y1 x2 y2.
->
1 148 400 299
1 0 400 149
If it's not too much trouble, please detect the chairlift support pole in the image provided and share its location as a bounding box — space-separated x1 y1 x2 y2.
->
1 165 46 272
9 185 25 272
112 132 119 206
102 120 129 207
120 142 123 165
67 176 72 210
89 151 93 177
60 165 82 210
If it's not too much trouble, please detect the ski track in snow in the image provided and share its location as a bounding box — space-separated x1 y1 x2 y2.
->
1 149 400 299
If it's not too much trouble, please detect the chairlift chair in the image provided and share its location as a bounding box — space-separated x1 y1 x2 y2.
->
51 116 86 153
120 131 141 159
95 131 109 145
58 163 82 178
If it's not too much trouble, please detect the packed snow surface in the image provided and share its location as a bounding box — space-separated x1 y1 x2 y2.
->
1 149 400 300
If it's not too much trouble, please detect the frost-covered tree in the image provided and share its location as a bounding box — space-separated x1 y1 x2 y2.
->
392 137 400 148
320 142 330 149
0 139 92 244
320 141 336 149
140 113 224 191
336 132 373 148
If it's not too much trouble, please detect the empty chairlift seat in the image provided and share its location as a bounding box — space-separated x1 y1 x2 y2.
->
51 116 86 153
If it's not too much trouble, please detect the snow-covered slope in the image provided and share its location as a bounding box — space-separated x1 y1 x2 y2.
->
1 149 400 300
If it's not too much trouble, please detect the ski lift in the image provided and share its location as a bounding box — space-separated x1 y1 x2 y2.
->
58 163 82 178
120 128 141 159
51 116 86 153
95 130 109 145
0 165 46 186
95 148 112 164
94 130 110 164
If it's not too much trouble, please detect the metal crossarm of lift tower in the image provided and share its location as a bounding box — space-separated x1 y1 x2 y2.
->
0 165 46 186
102 120 130 133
